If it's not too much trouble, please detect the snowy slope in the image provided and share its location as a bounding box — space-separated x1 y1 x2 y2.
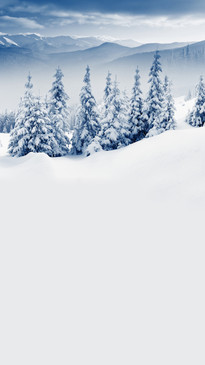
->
175 96 195 129
0 126 205 365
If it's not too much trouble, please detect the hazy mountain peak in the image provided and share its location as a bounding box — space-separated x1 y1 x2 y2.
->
3 37 19 47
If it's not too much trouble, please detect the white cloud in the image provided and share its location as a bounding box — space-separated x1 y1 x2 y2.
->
8 3 49 14
48 10 205 29
3 2 205 30
0 15 44 29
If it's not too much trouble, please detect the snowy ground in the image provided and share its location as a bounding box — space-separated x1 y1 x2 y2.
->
175 96 195 129
1 99 205 365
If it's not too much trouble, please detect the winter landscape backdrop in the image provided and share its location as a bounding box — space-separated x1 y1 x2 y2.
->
0 33 205 111
1 0 205 364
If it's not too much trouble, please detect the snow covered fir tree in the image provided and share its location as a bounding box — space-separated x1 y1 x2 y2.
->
186 75 205 127
9 74 35 157
104 71 113 116
99 78 131 151
129 68 148 143
25 97 58 156
9 75 58 157
48 67 70 156
146 51 165 138
0 111 15 133
162 76 176 131
71 65 100 155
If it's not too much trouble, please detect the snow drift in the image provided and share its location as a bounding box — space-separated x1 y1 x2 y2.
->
0 127 205 365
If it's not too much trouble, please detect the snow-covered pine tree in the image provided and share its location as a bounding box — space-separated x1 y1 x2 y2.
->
49 67 70 131
100 78 131 151
44 94 49 110
97 71 113 136
129 68 148 142
186 75 205 127
49 67 70 156
26 97 58 156
104 71 112 115
162 76 176 131
0 111 15 133
71 65 100 155
9 74 34 156
9 75 58 157
84 136 102 157
2 113 8 133
0 115 3 133
185 90 192 102
69 104 80 130
121 89 131 136
146 51 165 137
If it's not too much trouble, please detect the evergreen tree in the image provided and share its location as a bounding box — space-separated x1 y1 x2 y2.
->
71 65 100 155
100 79 131 151
2 113 8 133
9 74 58 157
49 67 70 156
186 75 205 127
129 68 148 142
69 104 80 130
9 74 34 156
146 51 165 137
185 90 192 101
97 71 113 135
121 89 131 138
104 71 112 115
26 97 58 156
44 94 49 110
0 111 15 133
162 76 176 131
84 136 102 157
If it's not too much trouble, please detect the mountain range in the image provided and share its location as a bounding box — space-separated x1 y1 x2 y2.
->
0 33 142 53
0 33 204 110
0 33 191 66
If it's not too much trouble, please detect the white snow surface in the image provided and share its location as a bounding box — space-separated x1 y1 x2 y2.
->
175 96 195 129
0 109 205 364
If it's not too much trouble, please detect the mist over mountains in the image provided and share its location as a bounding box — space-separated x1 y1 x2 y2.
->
0 33 203 111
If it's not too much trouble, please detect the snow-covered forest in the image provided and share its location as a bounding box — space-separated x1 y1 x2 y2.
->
0 51 193 158
3 50 204 160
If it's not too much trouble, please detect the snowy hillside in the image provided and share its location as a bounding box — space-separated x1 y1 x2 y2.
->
1 121 205 364
175 96 195 129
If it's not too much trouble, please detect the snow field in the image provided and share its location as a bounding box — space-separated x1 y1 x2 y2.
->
0 124 205 364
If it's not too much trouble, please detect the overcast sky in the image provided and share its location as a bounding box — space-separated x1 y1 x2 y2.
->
1 0 205 42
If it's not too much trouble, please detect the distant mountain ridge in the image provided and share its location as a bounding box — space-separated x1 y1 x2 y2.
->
0 33 203 110
0 33 105 53
102 40 205 96
0 33 142 54
48 42 141 67
0 33 191 55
